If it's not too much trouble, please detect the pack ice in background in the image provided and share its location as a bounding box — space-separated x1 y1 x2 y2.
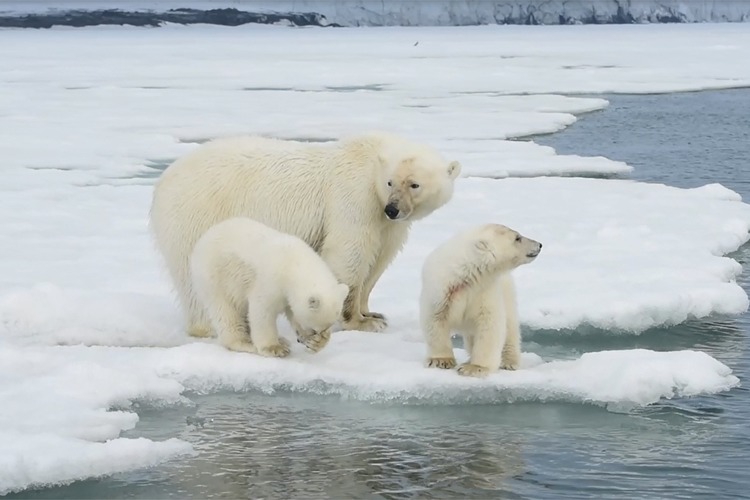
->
1 6 750 497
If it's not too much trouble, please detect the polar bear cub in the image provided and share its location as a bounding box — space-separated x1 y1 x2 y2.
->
420 223 542 377
189 217 349 357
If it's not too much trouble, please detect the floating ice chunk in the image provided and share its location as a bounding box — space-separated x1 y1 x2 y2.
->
0 435 192 496
438 139 631 178
0 341 193 496
687 183 744 202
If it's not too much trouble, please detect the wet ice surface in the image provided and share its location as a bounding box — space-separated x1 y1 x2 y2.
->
2 25 750 497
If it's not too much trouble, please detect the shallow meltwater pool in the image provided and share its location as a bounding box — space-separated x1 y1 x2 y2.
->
11 89 750 499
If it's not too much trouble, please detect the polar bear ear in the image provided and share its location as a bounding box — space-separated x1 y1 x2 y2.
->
308 296 320 310
377 152 393 169
447 160 462 179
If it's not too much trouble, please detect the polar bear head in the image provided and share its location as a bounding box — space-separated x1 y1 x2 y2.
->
473 223 542 272
290 282 350 334
375 135 462 222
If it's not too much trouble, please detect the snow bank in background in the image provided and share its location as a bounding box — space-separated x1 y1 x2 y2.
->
0 332 739 494
1 0 749 26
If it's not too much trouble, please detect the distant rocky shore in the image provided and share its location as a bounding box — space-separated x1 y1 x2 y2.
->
0 8 338 29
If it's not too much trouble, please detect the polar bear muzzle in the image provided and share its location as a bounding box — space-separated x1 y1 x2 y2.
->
384 202 400 220
384 189 414 221
521 239 542 261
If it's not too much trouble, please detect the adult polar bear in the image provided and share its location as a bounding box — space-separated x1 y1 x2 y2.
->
150 132 462 337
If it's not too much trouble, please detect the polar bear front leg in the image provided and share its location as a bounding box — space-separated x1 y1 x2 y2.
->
359 274 385 320
359 254 390 318
357 256 391 328
247 300 290 358
499 273 521 370
284 306 332 353
321 234 386 333
424 317 457 369
300 328 332 353
185 286 214 338
500 309 521 371
284 306 307 339
359 224 409 320
341 285 387 332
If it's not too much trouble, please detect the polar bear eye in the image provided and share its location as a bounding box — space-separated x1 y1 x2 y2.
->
387 180 392 187
515 235 522 243
410 183 420 189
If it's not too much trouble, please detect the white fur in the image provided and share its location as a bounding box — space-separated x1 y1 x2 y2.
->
150 131 461 337
420 223 542 378
189 217 349 357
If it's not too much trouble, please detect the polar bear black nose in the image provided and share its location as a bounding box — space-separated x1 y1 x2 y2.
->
384 204 400 219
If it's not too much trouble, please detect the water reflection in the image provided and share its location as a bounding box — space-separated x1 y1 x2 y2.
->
171 398 528 499
15 390 744 499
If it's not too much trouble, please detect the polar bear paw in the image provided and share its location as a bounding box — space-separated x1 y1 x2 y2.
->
500 348 521 370
258 337 291 358
457 363 489 378
344 312 388 333
298 328 332 353
188 324 214 338
500 359 520 371
427 357 457 369
222 338 257 354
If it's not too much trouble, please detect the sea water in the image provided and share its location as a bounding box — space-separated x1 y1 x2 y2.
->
11 90 750 500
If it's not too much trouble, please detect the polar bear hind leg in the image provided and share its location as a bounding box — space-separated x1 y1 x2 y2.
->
206 294 256 354
457 301 505 378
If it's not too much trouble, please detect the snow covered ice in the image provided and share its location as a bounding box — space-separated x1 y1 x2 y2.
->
1 23 749 494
